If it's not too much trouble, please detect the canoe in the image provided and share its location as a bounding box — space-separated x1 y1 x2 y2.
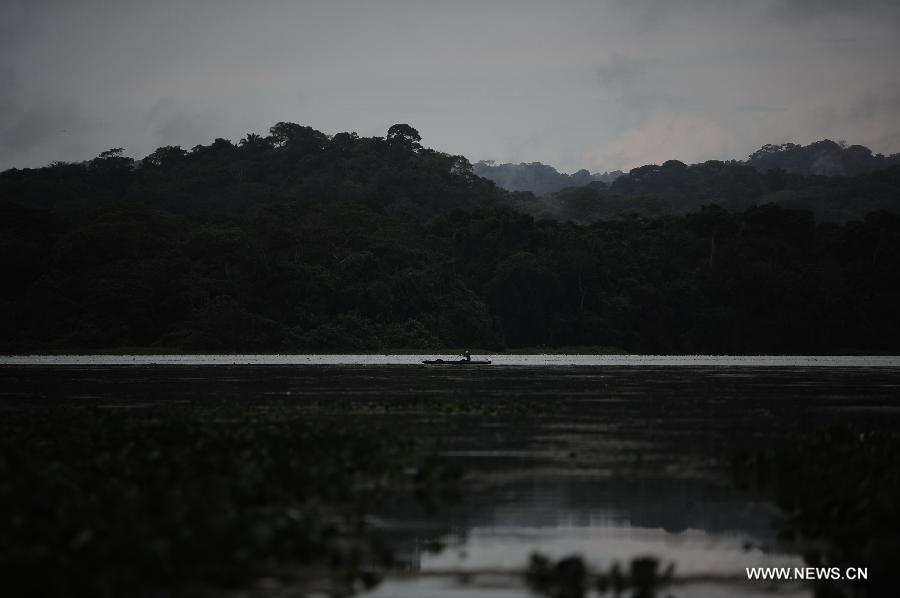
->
421 359 492 365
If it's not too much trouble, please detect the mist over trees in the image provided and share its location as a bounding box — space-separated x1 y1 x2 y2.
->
1 123 899 353
472 161 622 195
747 139 900 177
510 157 900 224
481 141 900 225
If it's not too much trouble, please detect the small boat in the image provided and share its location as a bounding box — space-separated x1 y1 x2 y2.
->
422 358 492 365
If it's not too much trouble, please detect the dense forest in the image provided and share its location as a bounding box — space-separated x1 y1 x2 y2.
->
518 158 900 224
2 123 899 353
472 161 622 195
478 140 900 197
746 139 900 177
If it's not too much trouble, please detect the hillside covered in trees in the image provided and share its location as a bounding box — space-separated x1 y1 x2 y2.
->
472 160 622 195
480 140 900 205
2 123 899 354
746 139 900 176
516 157 900 224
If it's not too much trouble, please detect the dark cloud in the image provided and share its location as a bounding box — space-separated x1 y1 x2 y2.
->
594 53 687 112
0 69 100 166
609 0 900 31
817 81 900 148
607 0 738 33
596 53 648 88
0 0 38 49
0 1 898 172
766 0 900 24
1 101 83 153
735 103 782 113
850 80 900 119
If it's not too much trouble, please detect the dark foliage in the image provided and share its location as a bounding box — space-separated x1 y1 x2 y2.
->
2 123 899 353
477 140 899 199
513 159 900 223
747 140 900 177
734 425 900 598
0 400 462 597
472 160 622 195
526 553 674 598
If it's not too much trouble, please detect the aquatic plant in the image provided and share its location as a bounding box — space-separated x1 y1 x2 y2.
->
525 553 674 598
0 400 462 597
733 424 900 598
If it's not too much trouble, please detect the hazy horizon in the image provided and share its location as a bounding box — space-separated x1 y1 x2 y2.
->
3 0 899 174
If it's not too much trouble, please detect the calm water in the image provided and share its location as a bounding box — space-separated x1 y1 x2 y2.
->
3 356 899 597
3 354 900 366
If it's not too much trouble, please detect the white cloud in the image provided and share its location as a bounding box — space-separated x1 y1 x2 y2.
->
583 116 739 171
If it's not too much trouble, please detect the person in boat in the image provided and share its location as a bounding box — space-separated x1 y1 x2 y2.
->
462 350 471 362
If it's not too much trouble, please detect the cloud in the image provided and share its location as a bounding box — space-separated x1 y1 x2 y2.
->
605 0 741 33
596 53 648 89
2 2 899 173
607 0 900 32
765 0 900 24
1 100 87 154
740 80 900 155
593 52 686 113
843 80 900 123
500 130 568 168
583 116 738 171
0 69 102 169
145 98 224 150
0 0 41 51
814 80 900 150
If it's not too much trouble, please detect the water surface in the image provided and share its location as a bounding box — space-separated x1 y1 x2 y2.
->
3 357 898 597
3 353 900 367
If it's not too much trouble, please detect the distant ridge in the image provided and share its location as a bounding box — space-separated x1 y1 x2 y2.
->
746 139 900 176
477 140 900 195
472 160 622 195
2 122 899 354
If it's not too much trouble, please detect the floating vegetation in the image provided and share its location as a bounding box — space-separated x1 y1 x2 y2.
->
525 553 674 598
733 424 900 598
0 400 462 597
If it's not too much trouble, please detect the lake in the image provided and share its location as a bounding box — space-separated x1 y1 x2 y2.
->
2 355 899 597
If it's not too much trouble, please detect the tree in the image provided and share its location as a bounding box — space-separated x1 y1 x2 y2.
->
89 148 135 192
386 124 422 149
239 133 269 149
142 146 187 169
268 122 328 153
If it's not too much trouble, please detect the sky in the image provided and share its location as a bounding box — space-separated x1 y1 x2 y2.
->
2 0 899 173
